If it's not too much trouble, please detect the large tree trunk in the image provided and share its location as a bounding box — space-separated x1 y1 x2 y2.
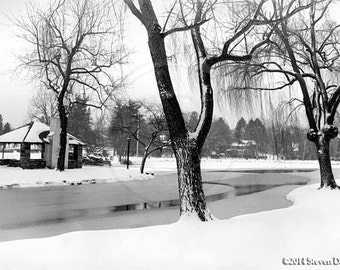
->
308 125 339 189
57 103 68 171
174 138 213 221
124 0 214 221
145 9 212 221
315 138 338 189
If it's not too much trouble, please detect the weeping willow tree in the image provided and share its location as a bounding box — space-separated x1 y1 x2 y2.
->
221 0 340 189
123 0 307 220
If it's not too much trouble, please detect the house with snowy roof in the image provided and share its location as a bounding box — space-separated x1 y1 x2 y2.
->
0 118 85 169
226 139 258 159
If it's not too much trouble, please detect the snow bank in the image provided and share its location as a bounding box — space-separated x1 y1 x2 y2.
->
0 184 339 270
0 157 333 188
141 157 333 172
0 166 153 188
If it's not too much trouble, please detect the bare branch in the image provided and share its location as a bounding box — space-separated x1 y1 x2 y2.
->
163 18 210 37
123 0 145 25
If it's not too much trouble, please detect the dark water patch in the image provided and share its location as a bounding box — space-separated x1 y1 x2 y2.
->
211 169 316 174
233 183 305 196
203 181 307 197
110 190 234 212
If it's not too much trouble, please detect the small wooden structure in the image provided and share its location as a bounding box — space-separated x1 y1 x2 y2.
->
0 120 85 169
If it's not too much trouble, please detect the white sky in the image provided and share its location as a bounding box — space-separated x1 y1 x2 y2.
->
1 1 340 129
0 0 33 127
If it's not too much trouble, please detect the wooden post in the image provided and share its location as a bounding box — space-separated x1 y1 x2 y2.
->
41 143 45 159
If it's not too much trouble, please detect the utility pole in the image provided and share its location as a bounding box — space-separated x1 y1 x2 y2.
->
136 114 140 157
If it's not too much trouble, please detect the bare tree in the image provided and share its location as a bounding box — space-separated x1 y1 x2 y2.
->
130 103 169 174
238 0 340 188
16 0 126 171
123 0 285 220
27 87 58 125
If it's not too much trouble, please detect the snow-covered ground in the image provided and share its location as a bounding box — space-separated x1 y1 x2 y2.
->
1 157 340 188
134 156 340 174
1 158 339 269
0 166 153 188
140 157 336 172
0 184 339 270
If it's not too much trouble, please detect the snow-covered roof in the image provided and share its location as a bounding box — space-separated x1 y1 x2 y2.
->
0 125 31 143
231 140 257 147
68 133 86 146
0 122 85 145
25 122 50 143
0 122 48 143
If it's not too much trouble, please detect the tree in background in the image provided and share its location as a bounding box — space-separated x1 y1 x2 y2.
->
244 118 268 154
254 119 268 153
3 123 11 134
109 100 141 160
68 94 97 147
234 117 246 143
27 88 58 125
0 115 12 135
17 0 126 171
92 113 111 154
268 107 288 160
110 100 170 172
204 117 233 156
186 111 199 132
332 138 340 160
279 126 300 160
133 103 169 173
267 108 316 161
0 115 3 135
244 119 256 142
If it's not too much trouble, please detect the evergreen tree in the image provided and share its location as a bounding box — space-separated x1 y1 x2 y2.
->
333 138 340 160
0 114 3 135
244 119 257 141
92 115 110 153
109 100 141 160
68 95 97 147
186 111 199 132
234 117 246 143
3 122 11 134
254 118 268 153
204 117 232 156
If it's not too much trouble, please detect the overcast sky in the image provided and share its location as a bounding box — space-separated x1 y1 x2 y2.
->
0 0 203 128
0 0 31 128
1 1 340 129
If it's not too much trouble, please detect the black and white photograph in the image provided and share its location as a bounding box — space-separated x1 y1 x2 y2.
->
0 0 340 269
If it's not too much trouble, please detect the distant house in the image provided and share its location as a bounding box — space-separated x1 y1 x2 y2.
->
226 140 258 159
0 119 85 169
